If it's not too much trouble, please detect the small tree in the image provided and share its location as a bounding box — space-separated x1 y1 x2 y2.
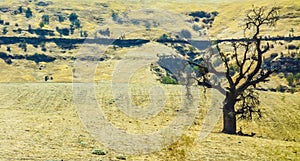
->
39 22 45 28
57 14 64 22
2 27 8 35
28 24 33 34
69 13 78 22
73 19 81 28
112 11 118 21
42 14 49 25
18 6 23 13
7 46 11 52
25 7 33 18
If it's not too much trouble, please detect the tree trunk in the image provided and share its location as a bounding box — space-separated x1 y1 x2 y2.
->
222 95 237 134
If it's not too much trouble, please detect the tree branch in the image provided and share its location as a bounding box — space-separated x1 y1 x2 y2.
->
217 44 235 91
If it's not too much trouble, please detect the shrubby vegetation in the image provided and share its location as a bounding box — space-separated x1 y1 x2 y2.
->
2 27 8 35
286 73 300 86
42 14 50 25
68 13 78 22
39 22 45 28
161 75 178 84
57 14 64 22
68 13 81 29
25 7 32 18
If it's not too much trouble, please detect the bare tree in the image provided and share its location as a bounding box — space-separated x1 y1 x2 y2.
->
188 6 280 134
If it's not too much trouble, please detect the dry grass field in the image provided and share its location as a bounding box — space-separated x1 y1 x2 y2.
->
0 0 299 160
0 82 299 160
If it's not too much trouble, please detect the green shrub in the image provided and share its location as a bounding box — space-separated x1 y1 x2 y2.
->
286 73 300 87
193 65 199 71
91 149 106 155
161 75 178 84
39 22 45 28
287 75 294 86
212 40 218 45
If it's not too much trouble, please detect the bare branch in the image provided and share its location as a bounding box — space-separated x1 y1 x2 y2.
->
244 6 280 39
217 44 235 90
234 42 251 86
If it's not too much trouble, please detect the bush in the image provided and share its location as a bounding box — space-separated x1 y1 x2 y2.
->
91 149 106 155
57 14 64 22
211 11 219 16
42 14 49 24
159 33 169 40
39 22 45 28
18 6 23 13
2 27 8 35
286 73 300 86
111 11 118 21
161 75 178 84
28 25 32 33
287 44 299 50
56 27 69 36
287 75 294 86
212 40 218 45
83 31 88 37
189 11 211 18
73 19 81 28
116 155 126 160
25 7 32 18
68 13 78 22
5 58 12 64
276 85 287 92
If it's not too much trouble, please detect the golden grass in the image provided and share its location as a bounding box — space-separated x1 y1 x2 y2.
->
0 83 299 160
0 0 299 160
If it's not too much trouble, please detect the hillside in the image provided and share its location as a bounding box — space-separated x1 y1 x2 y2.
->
0 0 299 160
